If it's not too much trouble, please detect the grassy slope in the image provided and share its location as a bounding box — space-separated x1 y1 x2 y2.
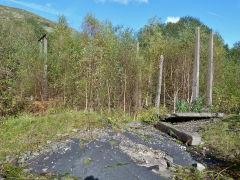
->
0 5 56 32
0 111 105 161
0 5 78 35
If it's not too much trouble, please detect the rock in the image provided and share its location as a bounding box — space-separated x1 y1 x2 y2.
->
193 163 205 171
47 140 52 144
23 169 31 173
27 151 32 157
19 158 25 164
52 144 58 152
22 153 27 159
62 133 69 137
5 156 11 162
44 157 49 161
228 154 235 159
72 129 79 133
42 168 48 173
165 155 174 168
32 152 40 157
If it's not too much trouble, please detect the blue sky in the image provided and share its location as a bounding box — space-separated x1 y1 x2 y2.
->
1 0 240 48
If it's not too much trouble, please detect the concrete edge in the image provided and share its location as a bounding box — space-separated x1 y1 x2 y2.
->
155 121 201 146
159 112 225 120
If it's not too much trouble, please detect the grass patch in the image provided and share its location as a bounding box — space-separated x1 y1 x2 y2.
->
104 162 129 169
109 141 118 146
0 110 104 161
200 115 240 160
83 157 93 165
173 166 233 180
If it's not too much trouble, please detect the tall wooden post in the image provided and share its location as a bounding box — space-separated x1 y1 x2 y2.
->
206 32 214 107
192 27 200 101
39 34 48 101
155 55 164 110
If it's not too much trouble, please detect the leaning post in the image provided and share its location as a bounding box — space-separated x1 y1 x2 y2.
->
192 27 200 101
206 31 214 107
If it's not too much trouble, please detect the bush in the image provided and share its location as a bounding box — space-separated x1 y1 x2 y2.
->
191 96 203 112
137 107 168 124
176 99 189 113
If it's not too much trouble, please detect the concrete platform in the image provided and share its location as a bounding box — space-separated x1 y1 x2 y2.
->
159 113 224 121
155 121 201 146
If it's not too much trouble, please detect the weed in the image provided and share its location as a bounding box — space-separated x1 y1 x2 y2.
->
83 157 93 165
104 162 129 168
109 141 117 146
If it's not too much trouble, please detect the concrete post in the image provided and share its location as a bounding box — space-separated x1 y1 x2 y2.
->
192 27 200 101
206 32 214 107
155 55 164 110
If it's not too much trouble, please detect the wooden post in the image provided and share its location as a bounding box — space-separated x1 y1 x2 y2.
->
192 27 200 101
43 35 48 101
155 55 164 110
39 34 48 101
206 32 214 107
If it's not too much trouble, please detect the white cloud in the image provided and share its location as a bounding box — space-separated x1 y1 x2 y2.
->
3 0 59 15
165 17 180 24
208 11 223 18
45 3 51 8
96 0 148 5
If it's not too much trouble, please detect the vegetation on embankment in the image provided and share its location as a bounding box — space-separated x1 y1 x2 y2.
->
200 115 240 160
173 115 240 179
0 5 239 117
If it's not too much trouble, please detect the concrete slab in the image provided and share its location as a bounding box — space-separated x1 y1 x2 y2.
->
155 121 201 146
159 113 224 121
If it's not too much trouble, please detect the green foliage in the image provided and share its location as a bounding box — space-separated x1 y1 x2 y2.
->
2 163 23 178
0 5 239 117
191 97 203 113
176 99 189 113
137 107 167 124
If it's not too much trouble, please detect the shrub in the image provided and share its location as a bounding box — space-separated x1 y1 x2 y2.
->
176 99 189 113
191 96 203 112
